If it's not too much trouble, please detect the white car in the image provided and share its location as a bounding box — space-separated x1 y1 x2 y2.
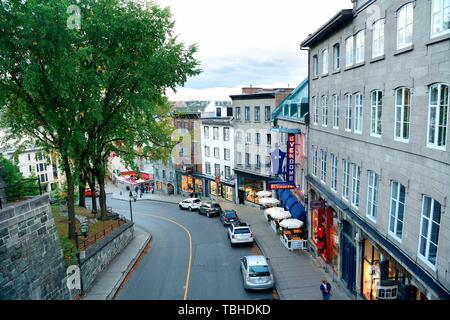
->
178 198 202 211
240 255 274 290
227 222 254 247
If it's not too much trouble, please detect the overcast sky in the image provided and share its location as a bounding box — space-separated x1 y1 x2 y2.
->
156 0 352 101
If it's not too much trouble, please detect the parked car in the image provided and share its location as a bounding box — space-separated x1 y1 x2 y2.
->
220 210 239 226
240 255 274 290
178 198 202 211
227 222 254 247
198 202 222 217
85 187 99 197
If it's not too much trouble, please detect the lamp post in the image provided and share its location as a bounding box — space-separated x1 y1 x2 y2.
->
74 222 89 298
128 190 135 222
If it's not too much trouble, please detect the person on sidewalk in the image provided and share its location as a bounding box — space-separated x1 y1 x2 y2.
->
320 279 332 300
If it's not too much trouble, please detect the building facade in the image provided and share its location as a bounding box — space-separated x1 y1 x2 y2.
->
231 87 293 206
301 0 450 300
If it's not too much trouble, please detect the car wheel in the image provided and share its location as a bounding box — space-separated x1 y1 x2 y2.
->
179 205 182 210
189 206 192 212
207 212 210 218
230 242 235 247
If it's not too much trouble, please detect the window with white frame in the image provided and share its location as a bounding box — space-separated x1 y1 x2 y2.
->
225 166 231 179
224 148 230 161
320 149 327 183
215 164 221 176
427 83 448 149
205 146 210 158
313 55 319 77
322 95 328 126
354 93 363 134
205 162 211 175
256 133 260 145
333 43 340 71
371 90 383 136
245 106 250 121
367 171 379 221
254 106 261 122
312 148 318 177
418 196 441 267
236 107 241 120
313 96 318 125
333 95 339 129
342 159 350 200
355 31 365 63
346 36 354 67
331 153 338 191
213 127 219 140
395 88 411 142
322 49 329 75
204 126 210 139
236 152 242 165
224 127 230 141
236 131 242 143
345 94 352 131
256 154 261 169
397 3 414 50
389 181 406 241
431 0 450 37
351 163 361 208
372 19 385 58
214 147 220 159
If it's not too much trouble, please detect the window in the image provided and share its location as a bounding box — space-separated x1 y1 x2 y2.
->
265 156 271 168
389 181 406 241
354 93 363 134
331 154 338 191
290 103 298 117
345 94 352 131
245 106 250 121
342 159 350 200
313 55 319 77
236 107 241 120
204 126 210 139
213 127 219 140
395 88 411 142
346 36 354 67
236 152 242 165
418 196 441 267
367 171 379 221
397 3 414 50
216 108 222 117
267 134 272 146
265 106 271 121
255 106 261 122
312 96 318 125
427 83 448 149
320 149 327 183
312 148 318 177
351 163 361 208
205 162 211 175
225 166 231 179
322 49 329 75
245 153 250 167
162 170 166 179
227 107 233 117
29 165 32 173
333 95 339 129
214 147 220 159
246 132 251 143
224 148 230 161
431 0 450 37
256 133 260 145
322 96 328 126
372 20 385 58
215 164 221 176
333 43 340 70
224 127 230 141
256 155 261 169
205 146 210 158
371 90 383 136
27 154 31 161
355 31 365 63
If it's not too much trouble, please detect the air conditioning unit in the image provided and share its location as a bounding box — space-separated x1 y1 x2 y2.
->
376 280 399 300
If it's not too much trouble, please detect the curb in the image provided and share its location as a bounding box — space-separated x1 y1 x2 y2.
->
106 227 152 300
111 195 181 206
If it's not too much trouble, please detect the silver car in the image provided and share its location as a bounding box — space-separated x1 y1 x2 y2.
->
240 256 274 290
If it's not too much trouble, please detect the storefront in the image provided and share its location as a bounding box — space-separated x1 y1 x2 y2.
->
242 177 264 204
177 173 202 196
209 180 234 202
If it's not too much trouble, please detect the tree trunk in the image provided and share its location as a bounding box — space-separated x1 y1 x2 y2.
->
63 155 76 240
95 168 108 220
87 170 97 214
78 172 86 208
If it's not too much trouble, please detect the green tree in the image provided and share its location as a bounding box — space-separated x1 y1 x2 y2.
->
0 0 200 237
0 155 39 201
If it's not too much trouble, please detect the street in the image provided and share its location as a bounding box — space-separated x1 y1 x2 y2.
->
95 197 277 300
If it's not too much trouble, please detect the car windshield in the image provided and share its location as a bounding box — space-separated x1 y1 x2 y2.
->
234 228 250 234
225 212 237 218
193 199 201 203
249 265 270 277
212 204 221 208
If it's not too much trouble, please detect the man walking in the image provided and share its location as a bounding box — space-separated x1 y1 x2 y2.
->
320 279 332 300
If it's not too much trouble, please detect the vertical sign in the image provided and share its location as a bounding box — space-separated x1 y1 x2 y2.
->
287 134 295 184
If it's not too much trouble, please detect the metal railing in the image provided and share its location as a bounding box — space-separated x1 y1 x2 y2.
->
0 178 42 210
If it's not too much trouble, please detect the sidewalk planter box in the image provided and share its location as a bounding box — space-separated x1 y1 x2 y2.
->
270 220 278 233
280 234 308 251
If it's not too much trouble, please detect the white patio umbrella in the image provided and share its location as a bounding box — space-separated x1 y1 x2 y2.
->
269 210 291 220
256 190 272 198
279 219 304 230
264 207 285 216
258 197 280 206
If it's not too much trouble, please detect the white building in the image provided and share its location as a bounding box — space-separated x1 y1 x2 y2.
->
201 102 235 202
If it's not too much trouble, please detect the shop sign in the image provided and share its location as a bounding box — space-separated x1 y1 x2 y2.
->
310 199 324 209
215 175 220 185
269 183 296 190
286 134 295 184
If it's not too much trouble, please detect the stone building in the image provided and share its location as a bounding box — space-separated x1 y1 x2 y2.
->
300 0 450 299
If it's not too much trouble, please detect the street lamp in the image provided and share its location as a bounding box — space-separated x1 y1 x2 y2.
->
128 190 136 222
74 222 89 298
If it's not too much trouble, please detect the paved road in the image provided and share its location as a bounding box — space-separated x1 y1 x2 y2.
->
95 198 276 300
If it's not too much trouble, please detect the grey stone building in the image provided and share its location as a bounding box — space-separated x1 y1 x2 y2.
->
301 0 450 299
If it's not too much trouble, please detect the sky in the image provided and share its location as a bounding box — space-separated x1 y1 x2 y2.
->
155 0 352 101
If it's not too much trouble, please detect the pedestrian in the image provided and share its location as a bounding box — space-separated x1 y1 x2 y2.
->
320 279 332 300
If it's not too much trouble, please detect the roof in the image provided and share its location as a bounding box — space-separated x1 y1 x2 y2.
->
300 9 354 48
245 256 268 265
272 78 308 120
230 92 276 100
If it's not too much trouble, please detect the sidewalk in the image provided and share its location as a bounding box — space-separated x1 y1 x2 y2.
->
109 186 352 300
83 225 152 300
